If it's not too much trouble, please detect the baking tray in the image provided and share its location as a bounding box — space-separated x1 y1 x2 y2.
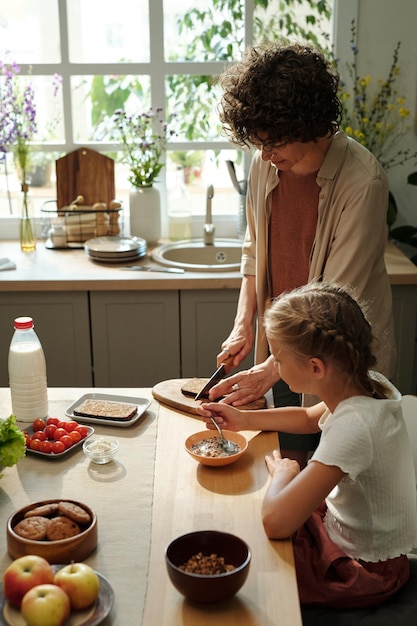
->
25 424 94 459
65 393 151 427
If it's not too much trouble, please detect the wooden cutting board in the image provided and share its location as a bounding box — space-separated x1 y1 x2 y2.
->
152 378 267 417
56 147 115 209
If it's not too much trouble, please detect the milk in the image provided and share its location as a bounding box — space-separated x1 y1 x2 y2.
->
8 318 48 422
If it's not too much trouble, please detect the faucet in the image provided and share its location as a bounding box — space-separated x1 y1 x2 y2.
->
204 184 215 245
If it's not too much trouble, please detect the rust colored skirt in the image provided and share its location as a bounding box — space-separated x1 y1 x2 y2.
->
293 503 410 609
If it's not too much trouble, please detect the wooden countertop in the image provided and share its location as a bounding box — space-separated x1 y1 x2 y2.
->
1 239 416 292
0 388 302 625
0 241 243 292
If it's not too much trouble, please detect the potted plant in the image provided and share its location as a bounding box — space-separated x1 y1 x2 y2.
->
112 107 175 243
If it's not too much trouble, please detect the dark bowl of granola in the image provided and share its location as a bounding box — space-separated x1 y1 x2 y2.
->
184 430 248 466
165 530 251 604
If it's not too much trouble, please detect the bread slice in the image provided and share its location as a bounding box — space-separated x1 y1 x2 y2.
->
73 399 138 421
181 378 210 398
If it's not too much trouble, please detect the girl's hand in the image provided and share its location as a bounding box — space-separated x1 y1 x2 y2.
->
265 449 301 481
197 402 243 432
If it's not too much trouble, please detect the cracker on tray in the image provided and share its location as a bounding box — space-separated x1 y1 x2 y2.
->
73 399 138 421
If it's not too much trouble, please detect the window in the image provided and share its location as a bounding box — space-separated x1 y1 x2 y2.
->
0 0 332 239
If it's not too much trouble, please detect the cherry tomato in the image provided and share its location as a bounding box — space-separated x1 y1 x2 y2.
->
51 441 65 454
75 425 89 439
45 424 57 439
53 427 67 441
46 417 59 426
63 421 78 433
39 440 52 454
59 435 73 449
57 420 68 429
23 431 31 446
32 418 46 431
31 430 47 441
29 439 41 451
69 430 82 444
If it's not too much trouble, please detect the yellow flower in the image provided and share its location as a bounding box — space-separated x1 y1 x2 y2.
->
399 107 409 118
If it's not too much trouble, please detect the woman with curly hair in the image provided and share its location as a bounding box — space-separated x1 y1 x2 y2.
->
199 282 416 608
209 42 395 468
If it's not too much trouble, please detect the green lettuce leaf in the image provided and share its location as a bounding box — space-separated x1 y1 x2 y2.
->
0 415 26 472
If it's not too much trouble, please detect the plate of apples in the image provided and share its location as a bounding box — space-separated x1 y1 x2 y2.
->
0 555 113 625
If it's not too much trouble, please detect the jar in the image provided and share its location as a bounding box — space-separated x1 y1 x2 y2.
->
48 219 67 247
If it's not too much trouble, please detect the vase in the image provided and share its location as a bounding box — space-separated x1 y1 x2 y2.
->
20 183 36 252
129 186 161 245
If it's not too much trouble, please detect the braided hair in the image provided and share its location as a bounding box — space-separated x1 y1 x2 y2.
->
264 283 389 399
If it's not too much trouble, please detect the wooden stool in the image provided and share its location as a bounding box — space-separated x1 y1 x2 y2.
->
301 549 417 624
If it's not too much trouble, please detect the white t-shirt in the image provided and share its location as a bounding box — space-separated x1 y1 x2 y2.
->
310 373 417 562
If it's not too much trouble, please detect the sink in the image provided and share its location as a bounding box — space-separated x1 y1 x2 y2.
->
152 239 243 272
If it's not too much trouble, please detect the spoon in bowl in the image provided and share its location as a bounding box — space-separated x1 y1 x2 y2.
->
210 417 240 454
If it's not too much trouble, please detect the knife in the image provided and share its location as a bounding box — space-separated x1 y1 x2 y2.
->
121 266 185 274
195 354 235 401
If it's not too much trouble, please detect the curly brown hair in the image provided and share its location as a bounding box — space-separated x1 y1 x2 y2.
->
218 41 342 148
264 282 389 400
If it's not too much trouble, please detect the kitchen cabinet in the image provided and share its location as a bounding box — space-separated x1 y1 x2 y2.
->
180 289 254 377
89 289 250 386
89 291 180 387
0 292 92 387
391 285 417 394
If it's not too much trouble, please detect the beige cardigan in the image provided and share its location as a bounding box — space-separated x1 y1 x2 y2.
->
241 131 396 379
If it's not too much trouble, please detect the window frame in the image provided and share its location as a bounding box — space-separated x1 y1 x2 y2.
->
1 0 341 239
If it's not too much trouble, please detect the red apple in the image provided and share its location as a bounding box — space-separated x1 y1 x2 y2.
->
2 554 54 608
21 584 71 626
53 562 100 609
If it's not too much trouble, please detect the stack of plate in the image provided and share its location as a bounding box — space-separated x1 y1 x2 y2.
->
84 236 147 263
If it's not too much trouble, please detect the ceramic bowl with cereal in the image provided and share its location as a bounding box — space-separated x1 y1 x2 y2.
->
184 430 248 466
165 530 251 604
6 499 97 564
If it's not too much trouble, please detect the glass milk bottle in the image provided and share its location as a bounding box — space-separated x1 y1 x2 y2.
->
8 316 48 422
168 166 192 241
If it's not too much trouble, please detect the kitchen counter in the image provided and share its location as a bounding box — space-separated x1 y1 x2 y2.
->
0 240 243 292
1 239 416 394
1 239 417 292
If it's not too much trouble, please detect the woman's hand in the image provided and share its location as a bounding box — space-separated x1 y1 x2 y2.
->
217 325 254 370
209 355 280 405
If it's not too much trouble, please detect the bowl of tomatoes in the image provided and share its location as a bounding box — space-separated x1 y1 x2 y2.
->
23 417 93 458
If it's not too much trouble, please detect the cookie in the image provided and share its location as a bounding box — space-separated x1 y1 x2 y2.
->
24 503 59 518
58 501 91 525
14 516 49 541
46 516 81 541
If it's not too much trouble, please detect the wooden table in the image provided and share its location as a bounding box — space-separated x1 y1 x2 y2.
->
0 388 302 625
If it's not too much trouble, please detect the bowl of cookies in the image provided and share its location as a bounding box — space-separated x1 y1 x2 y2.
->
165 530 251 604
184 430 248 467
6 499 97 564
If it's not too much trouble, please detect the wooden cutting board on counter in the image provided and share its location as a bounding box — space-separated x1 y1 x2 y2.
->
152 378 267 417
56 147 115 208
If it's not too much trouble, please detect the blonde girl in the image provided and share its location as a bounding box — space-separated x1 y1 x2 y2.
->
198 282 417 608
